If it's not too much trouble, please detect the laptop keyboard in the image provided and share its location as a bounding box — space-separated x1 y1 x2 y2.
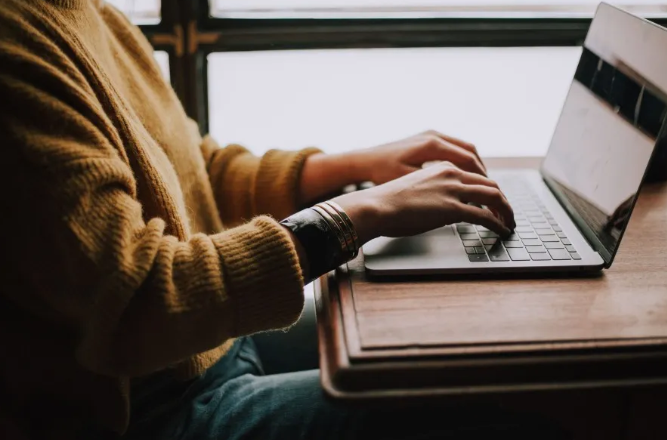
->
457 180 581 263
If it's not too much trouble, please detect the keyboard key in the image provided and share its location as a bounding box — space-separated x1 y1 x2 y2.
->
534 228 552 235
548 249 571 260
462 239 483 247
552 226 563 232
460 233 479 240
539 235 560 242
548 219 559 225
531 222 549 229
524 209 541 216
484 244 495 251
530 253 551 261
503 241 524 248
557 232 568 239
544 242 564 249
526 245 547 253
518 232 537 239
514 226 534 233
482 238 497 245
507 248 530 261
489 250 510 262
506 233 520 241
476 226 491 232
570 252 582 260
478 231 499 238
474 246 486 254
565 245 577 252
562 239 572 245
528 216 546 222
468 254 489 262
522 238 542 246
465 247 477 254
515 220 531 227
457 225 476 233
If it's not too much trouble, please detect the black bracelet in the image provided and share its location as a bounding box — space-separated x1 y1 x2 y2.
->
280 208 347 282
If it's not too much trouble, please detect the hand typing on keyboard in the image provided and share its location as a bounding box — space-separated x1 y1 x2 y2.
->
333 161 515 245
457 179 581 263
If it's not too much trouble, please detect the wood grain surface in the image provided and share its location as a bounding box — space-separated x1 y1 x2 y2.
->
342 157 667 357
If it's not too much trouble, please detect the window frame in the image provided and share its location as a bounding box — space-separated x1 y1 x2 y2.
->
137 0 667 134
132 1 188 108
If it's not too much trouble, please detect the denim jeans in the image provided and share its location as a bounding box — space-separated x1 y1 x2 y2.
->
123 295 569 440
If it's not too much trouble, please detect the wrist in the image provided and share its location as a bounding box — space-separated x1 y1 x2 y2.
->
299 151 372 205
331 190 381 245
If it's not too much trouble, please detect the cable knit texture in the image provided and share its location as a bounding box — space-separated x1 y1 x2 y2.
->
0 0 321 437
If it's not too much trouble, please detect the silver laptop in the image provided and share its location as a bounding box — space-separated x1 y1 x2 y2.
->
364 3 667 276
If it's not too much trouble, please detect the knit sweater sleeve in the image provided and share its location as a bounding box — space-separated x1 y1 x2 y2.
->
200 136 322 226
0 38 304 378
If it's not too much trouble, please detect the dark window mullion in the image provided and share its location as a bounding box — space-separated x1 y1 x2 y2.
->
198 16 667 51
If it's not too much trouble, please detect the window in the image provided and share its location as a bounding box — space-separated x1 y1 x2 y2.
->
110 0 667 154
208 47 581 157
105 0 162 24
201 2 667 156
211 0 667 18
153 51 171 81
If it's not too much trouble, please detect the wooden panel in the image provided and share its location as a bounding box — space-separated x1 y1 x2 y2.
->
340 157 667 355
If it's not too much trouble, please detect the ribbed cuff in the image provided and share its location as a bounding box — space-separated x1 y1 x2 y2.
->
212 216 305 335
254 147 323 220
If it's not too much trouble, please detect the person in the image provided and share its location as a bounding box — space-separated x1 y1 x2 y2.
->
0 1 572 440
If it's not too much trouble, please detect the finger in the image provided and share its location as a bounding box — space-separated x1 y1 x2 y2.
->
455 172 514 227
456 203 512 237
425 130 486 172
456 173 513 219
456 170 500 189
457 184 514 230
431 138 487 177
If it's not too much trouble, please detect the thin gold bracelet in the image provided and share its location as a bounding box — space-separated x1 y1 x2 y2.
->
324 201 360 254
316 203 356 257
311 206 350 256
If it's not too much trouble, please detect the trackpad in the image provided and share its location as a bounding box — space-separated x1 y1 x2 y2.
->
363 226 465 270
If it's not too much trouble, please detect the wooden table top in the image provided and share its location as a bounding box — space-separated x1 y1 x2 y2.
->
315 157 667 398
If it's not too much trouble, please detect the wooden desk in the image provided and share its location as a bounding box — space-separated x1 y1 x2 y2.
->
315 157 667 438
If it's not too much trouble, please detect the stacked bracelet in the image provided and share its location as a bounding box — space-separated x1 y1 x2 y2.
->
314 202 359 259
279 201 360 282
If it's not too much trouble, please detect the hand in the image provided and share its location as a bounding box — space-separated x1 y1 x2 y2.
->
353 130 487 185
332 161 515 244
298 130 486 206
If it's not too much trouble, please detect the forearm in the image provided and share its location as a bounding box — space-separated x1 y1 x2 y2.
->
298 151 369 206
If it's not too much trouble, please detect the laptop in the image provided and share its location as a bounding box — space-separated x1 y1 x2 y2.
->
363 2 667 276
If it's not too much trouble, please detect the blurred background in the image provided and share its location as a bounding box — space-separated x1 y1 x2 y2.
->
108 0 667 158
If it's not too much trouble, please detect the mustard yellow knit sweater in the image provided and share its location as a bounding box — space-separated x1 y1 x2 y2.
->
0 0 320 436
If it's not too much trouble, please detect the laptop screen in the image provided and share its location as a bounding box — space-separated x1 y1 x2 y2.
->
541 3 667 265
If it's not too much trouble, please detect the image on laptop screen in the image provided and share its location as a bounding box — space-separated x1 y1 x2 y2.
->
541 3 667 261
